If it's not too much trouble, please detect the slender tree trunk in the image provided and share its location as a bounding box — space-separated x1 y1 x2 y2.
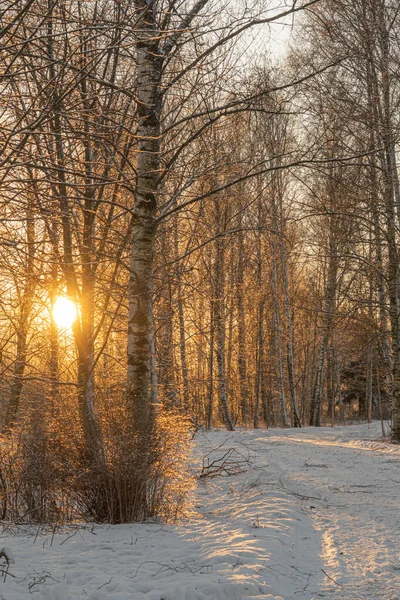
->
49 307 59 406
4 332 28 431
369 154 393 403
213 229 234 431
237 229 249 424
378 93 400 441
206 300 214 430
279 230 301 427
3 199 36 431
309 230 338 427
386 201 400 441
177 289 189 409
254 341 260 430
271 249 289 428
260 344 270 427
267 324 277 427
270 178 292 428
335 348 344 423
174 225 189 409
254 214 263 429
326 345 334 424
49 254 60 409
363 33 394 413
363 0 400 441
156 265 177 407
366 346 373 426
226 258 235 413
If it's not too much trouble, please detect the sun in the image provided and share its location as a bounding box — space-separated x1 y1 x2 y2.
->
52 297 77 329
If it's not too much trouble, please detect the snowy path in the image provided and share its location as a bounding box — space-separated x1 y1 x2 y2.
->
233 423 400 599
0 422 399 599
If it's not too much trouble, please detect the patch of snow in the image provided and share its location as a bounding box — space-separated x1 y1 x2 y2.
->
0 421 398 599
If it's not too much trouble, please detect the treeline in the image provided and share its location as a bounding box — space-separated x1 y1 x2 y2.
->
0 0 399 522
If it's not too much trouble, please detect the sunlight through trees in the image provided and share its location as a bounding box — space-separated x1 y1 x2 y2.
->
0 0 399 525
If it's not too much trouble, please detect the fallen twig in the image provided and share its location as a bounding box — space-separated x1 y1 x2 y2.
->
321 568 346 587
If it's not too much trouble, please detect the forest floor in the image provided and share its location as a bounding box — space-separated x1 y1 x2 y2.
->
0 421 399 600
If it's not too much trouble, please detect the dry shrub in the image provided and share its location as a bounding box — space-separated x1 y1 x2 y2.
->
0 400 194 525
77 406 194 523
0 420 79 523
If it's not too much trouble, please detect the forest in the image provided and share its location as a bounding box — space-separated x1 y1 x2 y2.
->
0 0 399 530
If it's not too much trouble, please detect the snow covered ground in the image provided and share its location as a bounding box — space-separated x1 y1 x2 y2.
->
0 421 399 600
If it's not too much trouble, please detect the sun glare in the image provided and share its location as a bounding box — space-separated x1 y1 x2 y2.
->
52 297 77 329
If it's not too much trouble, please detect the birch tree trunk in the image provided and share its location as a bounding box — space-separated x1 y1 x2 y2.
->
326 346 334 424
213 225 234 431
309 238 337 427
361 17 394 421
335 347 344 423
366 32 400 440
385 183 400 442
362 0 400 440
378 15 400 442
271 247 290 428
278 225 302 427
237 228 249 424
206 300 214 429
369 152 393 404
366 346 373 426
174 223 189 409
127 0 161 434
255 201 269 428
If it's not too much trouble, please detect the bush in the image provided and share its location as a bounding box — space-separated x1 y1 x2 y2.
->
0 404 193 525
